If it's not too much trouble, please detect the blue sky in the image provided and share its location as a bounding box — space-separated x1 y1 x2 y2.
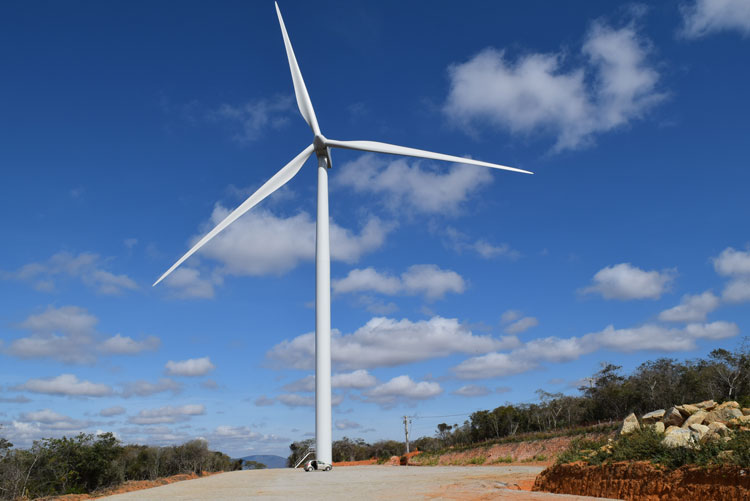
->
1 0 749 457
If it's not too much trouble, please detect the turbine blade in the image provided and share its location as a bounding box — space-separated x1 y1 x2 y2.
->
153 144 315 286
325 139 533 175
275 2 320 134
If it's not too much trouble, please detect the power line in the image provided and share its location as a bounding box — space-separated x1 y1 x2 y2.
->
409 412 471 420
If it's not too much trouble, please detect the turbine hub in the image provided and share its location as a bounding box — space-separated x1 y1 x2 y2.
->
313 134 328 155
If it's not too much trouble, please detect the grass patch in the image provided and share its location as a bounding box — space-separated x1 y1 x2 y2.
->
557 428 750 470
467 456 486 465
491 456 513 464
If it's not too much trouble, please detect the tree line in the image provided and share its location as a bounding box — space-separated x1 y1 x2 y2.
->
0 432 242 500
287 341 750 463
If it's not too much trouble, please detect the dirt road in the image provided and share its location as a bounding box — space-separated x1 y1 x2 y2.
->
102 465 620 500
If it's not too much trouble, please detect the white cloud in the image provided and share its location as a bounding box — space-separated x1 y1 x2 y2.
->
582 263 674 300
658 291 720 322
267 316 519 370
452 384 490 397
121 378 182 398
18 409 90 431
253 395 275 407
194 206 390 277
100 406 126 417
681 0 750 38
128 404 205 425
444 22 663 151
714 247 750 275
165 357 216 377
333 264 465 300
14 374 113 397
283 370 377 393
713 247 750 302
4 306 160 364
723 277 750 303
335 154 493 215
500 310 521 324
335 419 361 430
99 334 160 355
3 251 137 295
365 375 443 406
441 227 520 260
276 393 344 408
163 267 217 299
333 268 402 295
504 316 539 334
212 95 294 143
454 320 739 379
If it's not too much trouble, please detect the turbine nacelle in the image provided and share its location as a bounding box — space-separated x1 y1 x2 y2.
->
313 134 332 168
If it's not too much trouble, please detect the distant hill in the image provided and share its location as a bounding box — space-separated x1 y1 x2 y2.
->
240 454 287 469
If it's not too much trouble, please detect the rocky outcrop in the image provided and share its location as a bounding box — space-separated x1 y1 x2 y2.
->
533 462 750 500
617 400 749 448
619 413 640 435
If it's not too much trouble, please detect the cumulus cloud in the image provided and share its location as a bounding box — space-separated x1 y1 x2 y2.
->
128 404 205 425
452 384 490 397
365 375 443 407
163 267 217 299
121 378 182 398
190 206 389 279
14 374 113 397
165 357 216 377
681 0 750 38
713 247 750 302
504 316 539 334
2 251 137 295
333 265 465 300
582 263 675 300
276 393 344 408
267 316 519 370
335 154 493 215
253 395 275 407
444 22 663 151
100 406 126 417
441 227 520 260
454 320 739 379
335 419 361 430
658 291 720 322
283 370 377 393
4 306 160 364
99 334 160 355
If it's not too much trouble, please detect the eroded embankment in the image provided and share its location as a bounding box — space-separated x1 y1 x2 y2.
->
532 461 750 500
409 433 613 466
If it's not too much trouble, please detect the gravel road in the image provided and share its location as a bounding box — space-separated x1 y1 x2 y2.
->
102 465 620 500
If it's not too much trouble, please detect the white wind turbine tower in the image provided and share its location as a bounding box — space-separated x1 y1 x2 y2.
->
154 2 533 467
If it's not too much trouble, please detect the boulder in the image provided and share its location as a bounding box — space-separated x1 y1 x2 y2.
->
619 413 640 435
716 401 740 410
743 408 750 416
689 423 709 441
682 410 708 428
665 425 681 435
708 421 731 437
650 421 665 434
706 407 743 424
694 400 717 411
641 409 666 424
727 415 750 428
663 407 684 427
662 428 694 448
675 404 700 417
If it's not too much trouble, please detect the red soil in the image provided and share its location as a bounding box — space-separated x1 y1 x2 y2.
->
533 461 750 500
38 471 222 500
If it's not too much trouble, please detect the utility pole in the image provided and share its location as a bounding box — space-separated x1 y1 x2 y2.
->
403 415 411 454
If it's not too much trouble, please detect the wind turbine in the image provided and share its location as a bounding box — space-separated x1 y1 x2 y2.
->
154 2 533 467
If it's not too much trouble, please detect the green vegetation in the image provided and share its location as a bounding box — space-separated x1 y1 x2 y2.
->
557 428 750 470
0 432 241 500
288 342 750 468
243 460 267 470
